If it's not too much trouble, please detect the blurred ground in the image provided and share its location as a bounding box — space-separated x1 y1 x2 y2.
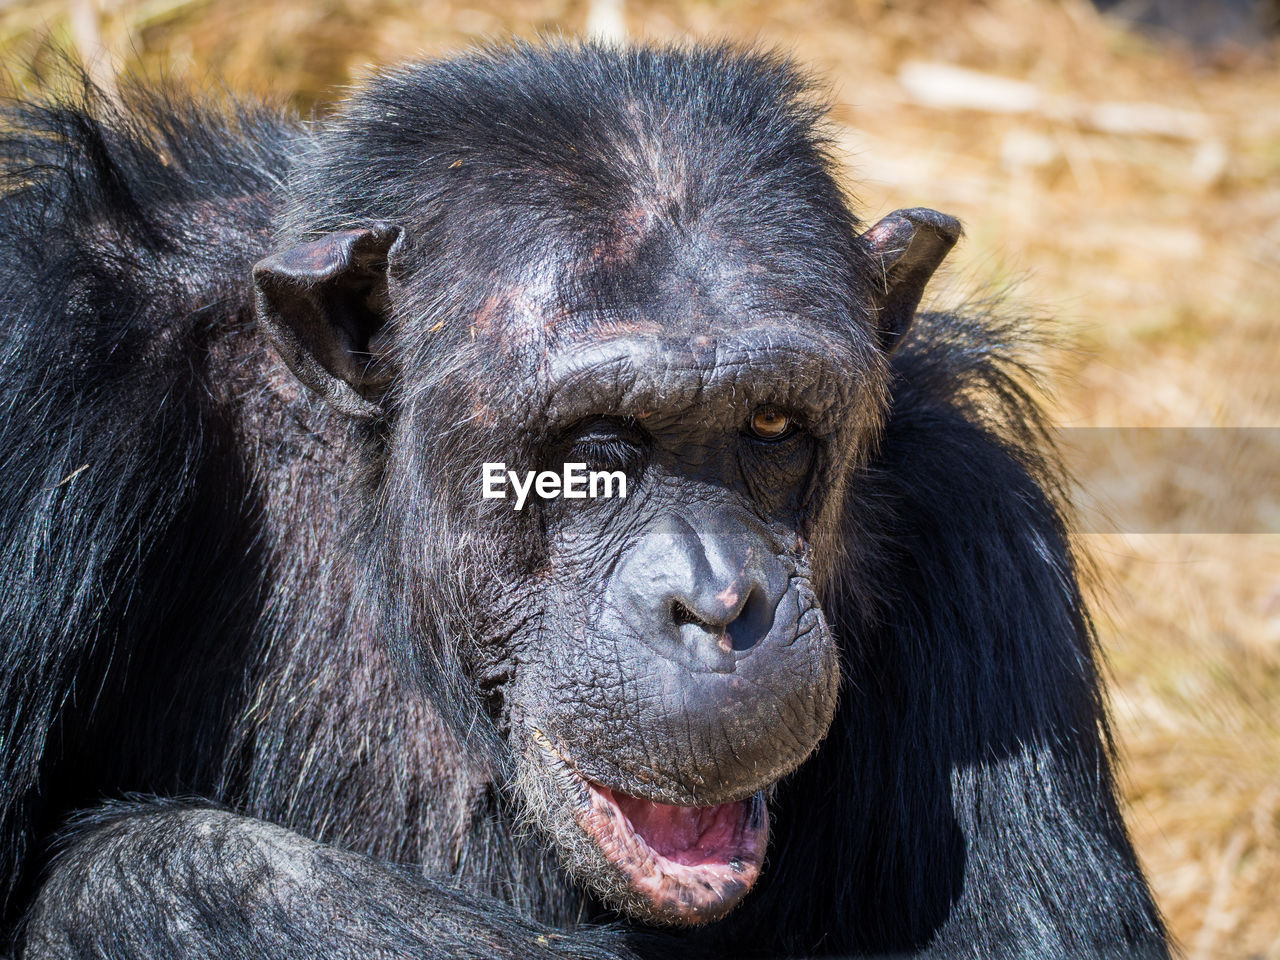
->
1 0 1277 956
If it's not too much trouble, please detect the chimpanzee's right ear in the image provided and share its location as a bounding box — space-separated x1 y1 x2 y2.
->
253 223 403 419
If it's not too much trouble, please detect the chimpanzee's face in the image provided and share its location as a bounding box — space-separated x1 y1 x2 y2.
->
429 227 888 924
502 337 861 924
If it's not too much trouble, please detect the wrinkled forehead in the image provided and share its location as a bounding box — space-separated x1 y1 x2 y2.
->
464 226 863 355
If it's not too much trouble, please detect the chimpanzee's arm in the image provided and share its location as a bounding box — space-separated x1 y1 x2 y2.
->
20 802 635 960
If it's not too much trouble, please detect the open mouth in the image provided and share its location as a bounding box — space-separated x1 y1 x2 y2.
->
531 729 769 924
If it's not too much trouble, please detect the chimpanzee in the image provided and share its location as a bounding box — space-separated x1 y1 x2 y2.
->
0 41 1168 959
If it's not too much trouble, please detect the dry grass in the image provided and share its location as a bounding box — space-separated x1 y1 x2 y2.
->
2 0 1277 956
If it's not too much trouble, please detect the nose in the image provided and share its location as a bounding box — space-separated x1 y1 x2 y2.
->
610 511 786 671
669 539 771 654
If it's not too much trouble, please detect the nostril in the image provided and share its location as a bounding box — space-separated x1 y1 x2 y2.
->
671 599 712 630
726 587 766 652
671 587 768 655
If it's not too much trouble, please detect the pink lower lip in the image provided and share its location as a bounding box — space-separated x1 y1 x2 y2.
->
527 727 771 922
574 778 769 923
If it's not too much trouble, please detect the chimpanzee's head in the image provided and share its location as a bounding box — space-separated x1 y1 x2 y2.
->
252 43 958 925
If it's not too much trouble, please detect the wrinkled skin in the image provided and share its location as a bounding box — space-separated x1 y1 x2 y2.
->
498 326 856 920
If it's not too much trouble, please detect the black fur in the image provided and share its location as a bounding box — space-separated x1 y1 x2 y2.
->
0 42 1167 959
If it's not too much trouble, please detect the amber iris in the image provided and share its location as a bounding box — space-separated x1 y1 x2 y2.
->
749 409 791 439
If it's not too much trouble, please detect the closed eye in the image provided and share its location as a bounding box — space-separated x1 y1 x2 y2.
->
573 436 639 470
563 417 648 473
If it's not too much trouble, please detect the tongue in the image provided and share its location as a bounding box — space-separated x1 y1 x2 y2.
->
611 791 743 867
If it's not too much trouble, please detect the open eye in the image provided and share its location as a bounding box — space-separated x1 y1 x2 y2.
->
748 408 794 441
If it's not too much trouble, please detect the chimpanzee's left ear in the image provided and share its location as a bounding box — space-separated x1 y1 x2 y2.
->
856 207 962 353
253 223 403 419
